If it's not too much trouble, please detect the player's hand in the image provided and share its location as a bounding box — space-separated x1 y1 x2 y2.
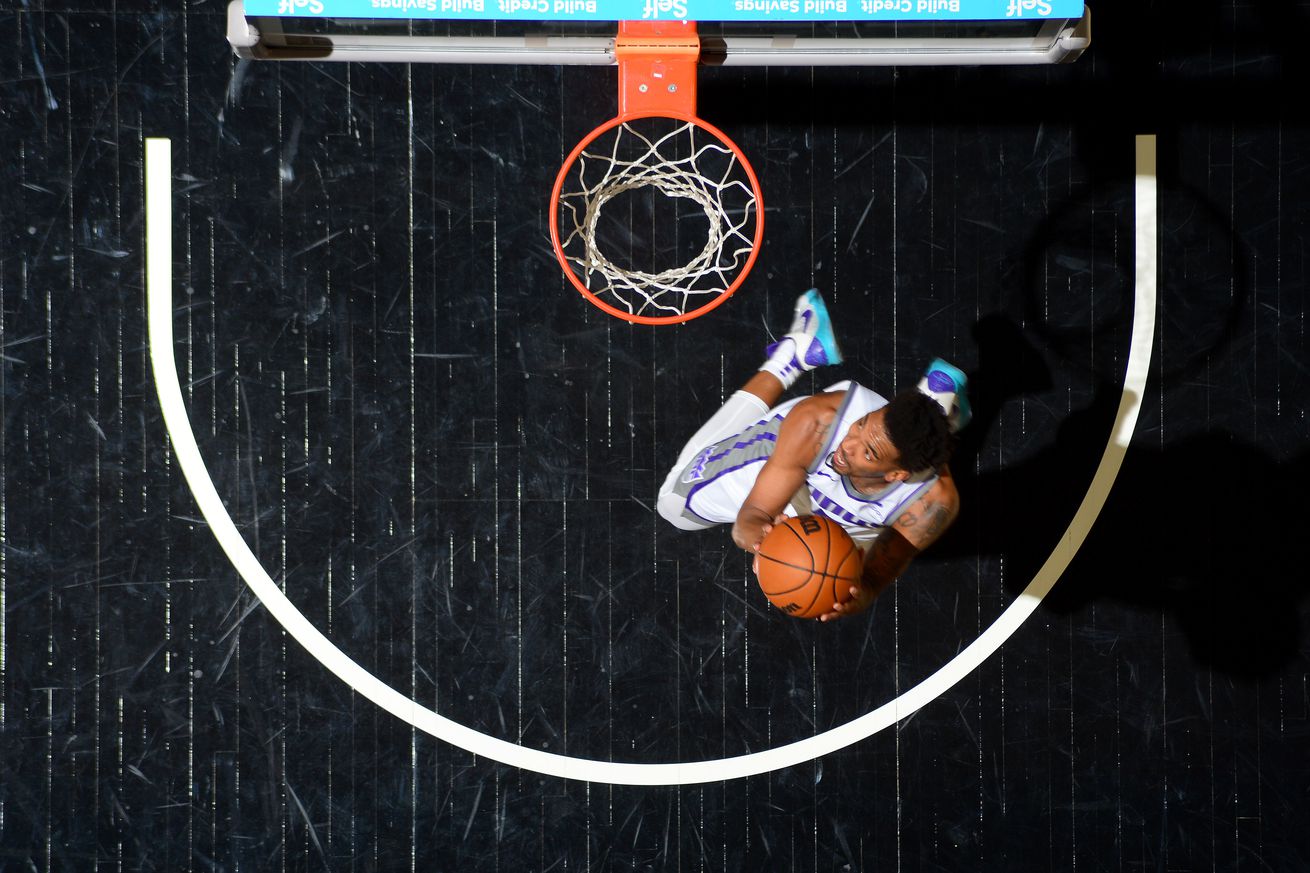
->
817 583 875 622
749 513 789 578
752 512 788 547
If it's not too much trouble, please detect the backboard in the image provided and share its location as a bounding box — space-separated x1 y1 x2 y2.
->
228 1 1091 67
226 0 1090 322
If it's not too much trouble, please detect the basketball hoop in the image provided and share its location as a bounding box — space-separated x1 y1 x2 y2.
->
549 22 764 325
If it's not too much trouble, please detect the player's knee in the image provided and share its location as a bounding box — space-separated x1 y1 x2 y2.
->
657 491 711 531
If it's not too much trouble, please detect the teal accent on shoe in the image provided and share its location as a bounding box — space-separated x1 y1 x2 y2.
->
800 289 843 367
956 391 972 429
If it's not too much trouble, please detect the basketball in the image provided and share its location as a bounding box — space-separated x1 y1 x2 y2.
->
756 515 862 619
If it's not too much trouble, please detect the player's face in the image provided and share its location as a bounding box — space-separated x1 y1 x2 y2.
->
829 409 907 484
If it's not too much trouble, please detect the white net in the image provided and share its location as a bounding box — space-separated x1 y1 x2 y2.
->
553 116 761 321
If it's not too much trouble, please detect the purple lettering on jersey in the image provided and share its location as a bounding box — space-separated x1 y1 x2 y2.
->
812 491 873 530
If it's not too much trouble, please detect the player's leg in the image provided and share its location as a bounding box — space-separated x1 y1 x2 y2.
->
657 289 844 529
664 288 843 480
916 357 972 432
663 390 770 484
754 288 844 399
658 388 770 529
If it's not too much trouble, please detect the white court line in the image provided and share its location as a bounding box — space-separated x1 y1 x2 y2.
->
145 135 1158 786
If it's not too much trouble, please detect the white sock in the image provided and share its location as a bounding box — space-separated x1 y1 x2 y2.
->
758 337 803 390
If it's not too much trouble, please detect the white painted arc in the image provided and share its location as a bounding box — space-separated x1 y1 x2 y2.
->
145 135 1158 787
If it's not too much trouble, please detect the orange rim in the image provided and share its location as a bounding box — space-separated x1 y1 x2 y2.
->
549 111 764 326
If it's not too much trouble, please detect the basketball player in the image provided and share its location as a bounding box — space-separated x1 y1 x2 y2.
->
657 290 969 621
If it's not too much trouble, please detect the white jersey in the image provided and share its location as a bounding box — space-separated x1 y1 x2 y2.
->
668 381 938 546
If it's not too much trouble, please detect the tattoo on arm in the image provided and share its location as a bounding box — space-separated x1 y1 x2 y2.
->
894 500 956 545
861 529 917 595
924 504 952 539
853 494 956 606
864 539 899 581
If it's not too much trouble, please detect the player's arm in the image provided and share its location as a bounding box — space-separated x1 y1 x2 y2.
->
819 466 959 621
731 397 833 554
